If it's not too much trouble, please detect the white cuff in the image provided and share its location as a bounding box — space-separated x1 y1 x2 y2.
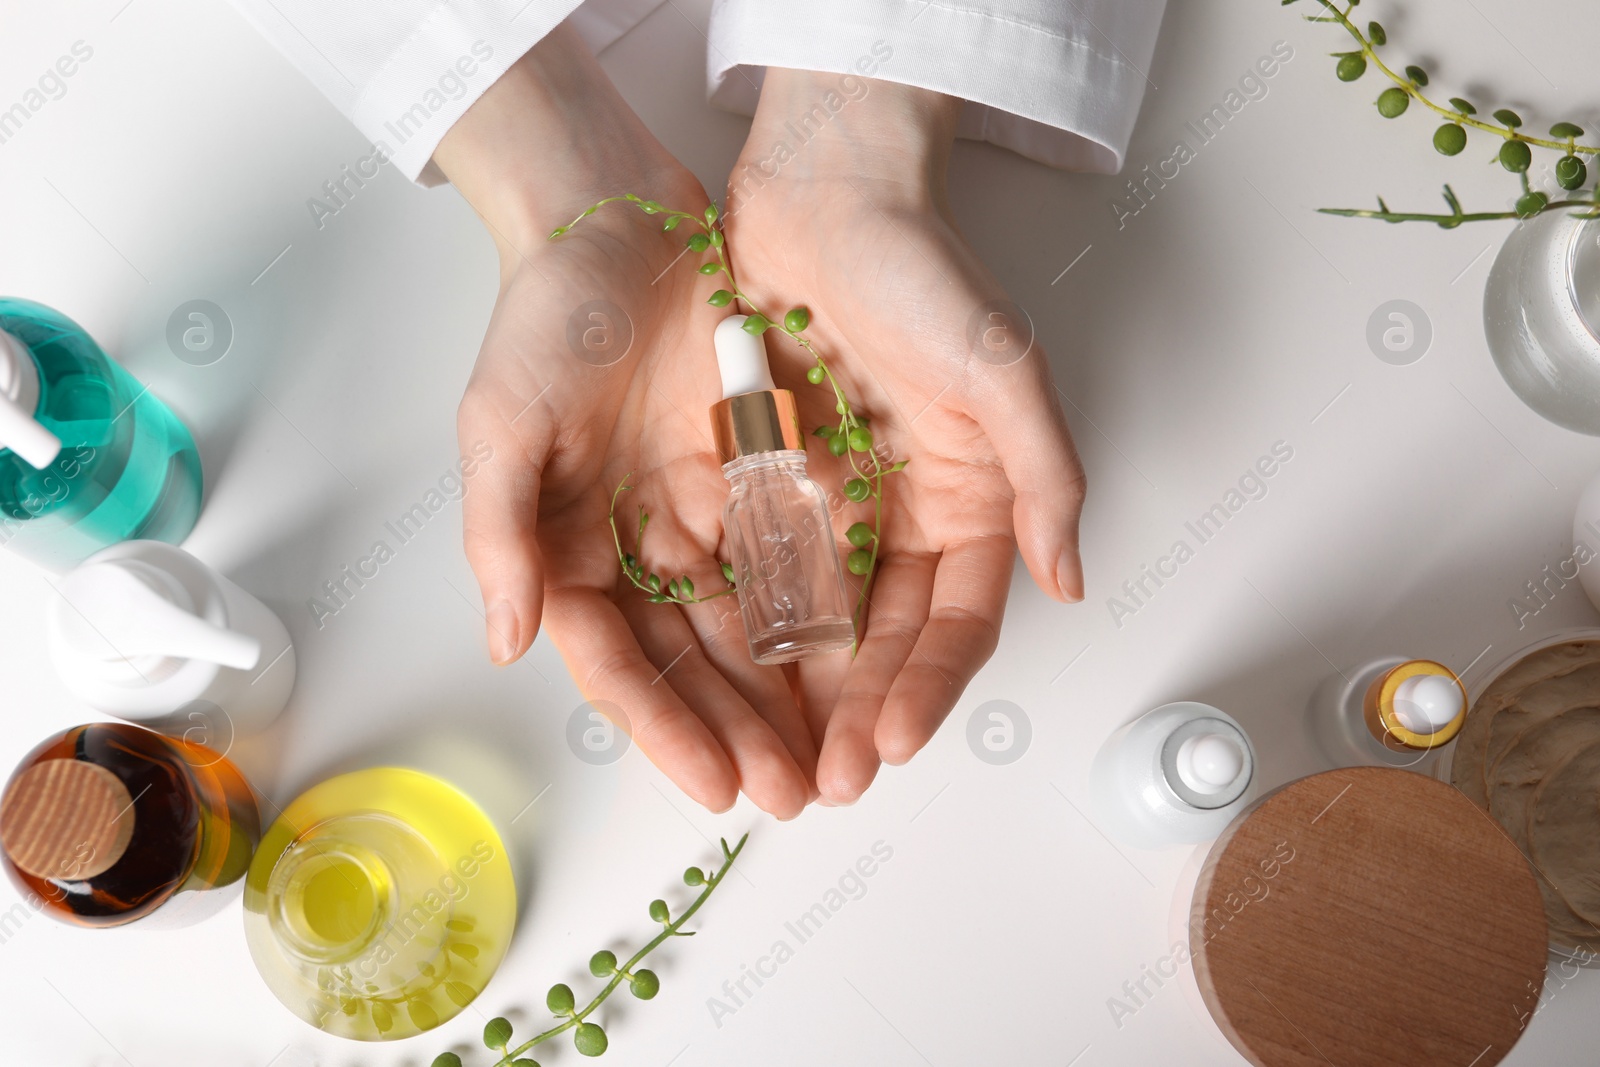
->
705 0 1166 173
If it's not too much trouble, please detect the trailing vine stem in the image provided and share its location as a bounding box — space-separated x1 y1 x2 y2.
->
554 194 905 637
1295 0 1600 224
432 835 748 1067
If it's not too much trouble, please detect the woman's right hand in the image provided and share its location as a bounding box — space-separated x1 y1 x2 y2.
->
434 26 816 819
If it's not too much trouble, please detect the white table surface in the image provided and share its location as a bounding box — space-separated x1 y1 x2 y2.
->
3 0 1599 1063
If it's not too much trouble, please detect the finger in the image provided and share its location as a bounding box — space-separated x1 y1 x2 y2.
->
967 337 1088 603
617 585 811 820
457 378 555 665
813 551 938 804
679 577 822 805
875 534 1011 766
542 585 739 812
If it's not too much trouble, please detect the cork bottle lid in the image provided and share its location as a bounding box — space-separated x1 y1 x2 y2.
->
1 760 135 881
1190 767 1547 1067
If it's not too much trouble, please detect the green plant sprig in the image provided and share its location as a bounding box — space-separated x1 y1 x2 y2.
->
608 474 738 605
557 195 906 634
431 835 747 1067
1295 0 1600 224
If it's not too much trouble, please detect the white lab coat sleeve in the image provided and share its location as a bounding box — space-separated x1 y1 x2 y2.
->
223 0 666 186
705 0 1167 173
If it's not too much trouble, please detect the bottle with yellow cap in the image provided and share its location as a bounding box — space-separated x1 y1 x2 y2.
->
710 315 854 664
1311 656 1467 771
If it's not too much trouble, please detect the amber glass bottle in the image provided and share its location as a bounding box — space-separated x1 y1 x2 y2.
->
0 722 259 926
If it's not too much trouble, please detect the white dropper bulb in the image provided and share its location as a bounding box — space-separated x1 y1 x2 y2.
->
714 316 776 398
0 330 62 469
1391 673 1463 734
1175 732 1245 795
59 560 262 670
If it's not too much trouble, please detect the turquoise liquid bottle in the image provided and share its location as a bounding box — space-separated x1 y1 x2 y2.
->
0 298 201 571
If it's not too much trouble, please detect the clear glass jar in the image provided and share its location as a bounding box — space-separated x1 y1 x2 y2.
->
1482 211 1600 434
723 450 855 664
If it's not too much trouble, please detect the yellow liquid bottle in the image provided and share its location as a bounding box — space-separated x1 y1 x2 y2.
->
243 768 517 1040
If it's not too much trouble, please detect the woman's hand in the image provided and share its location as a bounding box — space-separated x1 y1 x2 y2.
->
435 27 816 819
724 68 1087 805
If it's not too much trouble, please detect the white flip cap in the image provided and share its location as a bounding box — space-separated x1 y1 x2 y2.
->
1391 673 1463 734
1175 732 1246 795
714 315 776 398
57 558 261 673
0 330 62 470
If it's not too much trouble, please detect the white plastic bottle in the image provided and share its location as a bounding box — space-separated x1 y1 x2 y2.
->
47 541 295 738
1090 702 1257 849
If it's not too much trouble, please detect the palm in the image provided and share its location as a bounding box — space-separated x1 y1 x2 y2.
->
725 170 1083 801
457 179 817 818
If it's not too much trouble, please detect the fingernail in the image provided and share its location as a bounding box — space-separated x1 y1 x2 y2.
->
486 600 519 665
1057 555 1084 604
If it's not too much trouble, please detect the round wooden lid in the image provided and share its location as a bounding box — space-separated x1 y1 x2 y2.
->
1191 766 1547 1067
0 760 135 881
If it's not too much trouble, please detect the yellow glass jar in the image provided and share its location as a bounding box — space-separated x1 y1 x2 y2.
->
243 767 517 1040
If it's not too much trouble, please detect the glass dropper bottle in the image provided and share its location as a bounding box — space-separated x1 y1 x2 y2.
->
711 315 854 664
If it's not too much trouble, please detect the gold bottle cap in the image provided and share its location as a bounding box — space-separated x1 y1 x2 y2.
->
1362 659 1467 751
711 389 804 464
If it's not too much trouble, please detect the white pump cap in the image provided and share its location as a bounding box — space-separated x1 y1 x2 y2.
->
0 330 62 470
1391 673 1463 734
1175 732 1246 795
713 316 776 398
57 558 262 676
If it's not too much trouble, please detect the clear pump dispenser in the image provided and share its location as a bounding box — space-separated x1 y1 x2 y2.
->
711 316 854 664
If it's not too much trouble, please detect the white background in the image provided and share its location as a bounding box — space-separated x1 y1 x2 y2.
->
1 0 1598 1064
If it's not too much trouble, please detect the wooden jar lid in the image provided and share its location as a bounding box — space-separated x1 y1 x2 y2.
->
1 760 135 881
1190 767 1547 1067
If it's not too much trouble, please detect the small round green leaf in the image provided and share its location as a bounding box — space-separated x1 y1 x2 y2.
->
696 262 721 275
1493 108 1523 128
707 289 733 307
1499 139 1532 173
433 1056 464 1067
590 950 618 977
630 969 661 1000
1556 154 1587 190
1432 124 1467 155
684 866 706 886
649 899 671 923
846 522 874 548
828 434 848 457
1551 121 1585 138
680 576 695 598
687 233 710 252
547 983 576 1014
647 574 662 592
710 229 724 247
1403 64 1428 86
742 314 771 334
844 478 870 503
1448 97 1476 115
484 1017 514 1049
847 427 873 452
721 562 736 584
784 307 810 332
574 1022 609 1057
847 549 872 576
806 366 826 385
512 1060 542 1067
1376 88 1409 118
1515 191 1549 217
704 204 719 224
1367 21 1386 45
1335 54 1366 81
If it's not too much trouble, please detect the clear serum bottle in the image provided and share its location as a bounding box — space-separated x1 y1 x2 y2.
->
711 316 854 664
